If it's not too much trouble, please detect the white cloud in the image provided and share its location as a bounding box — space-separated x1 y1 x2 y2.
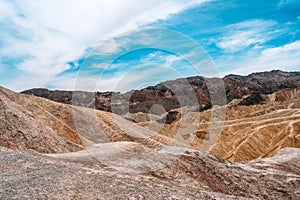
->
216 19 279 52
258 41 300 68
112 64 182 92
0 1 14 20
0 0 208 91
217 31 264 51
99 39 122 54
219 40 300 76
163 54 182 66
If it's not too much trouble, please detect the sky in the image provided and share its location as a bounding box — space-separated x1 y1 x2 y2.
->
0 0 299 92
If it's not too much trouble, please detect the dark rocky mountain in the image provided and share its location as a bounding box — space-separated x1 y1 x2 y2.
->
22 70 300 113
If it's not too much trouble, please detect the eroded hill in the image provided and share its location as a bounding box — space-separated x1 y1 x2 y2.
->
136 86 300 162
0 86 170 153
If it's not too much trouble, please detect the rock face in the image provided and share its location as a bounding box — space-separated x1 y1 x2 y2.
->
236 93 265 106
22 70 300 113
165 111 181 124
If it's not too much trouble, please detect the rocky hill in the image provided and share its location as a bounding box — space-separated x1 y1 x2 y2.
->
0 87 82 153
22 70 300 113
1 84 300 199
0 86 171 153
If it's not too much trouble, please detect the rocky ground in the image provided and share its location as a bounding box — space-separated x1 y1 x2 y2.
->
0 147 246 200
1 146 300 199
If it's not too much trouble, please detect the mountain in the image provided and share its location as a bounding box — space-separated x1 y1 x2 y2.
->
22 70 300 113
1 84 300 198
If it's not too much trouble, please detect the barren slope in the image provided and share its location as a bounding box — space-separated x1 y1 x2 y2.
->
139 87 300 162
0 87 82 153
0 87 169 153
210 87 300 161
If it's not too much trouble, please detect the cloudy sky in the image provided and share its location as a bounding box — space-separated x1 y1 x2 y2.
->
0 0 299 92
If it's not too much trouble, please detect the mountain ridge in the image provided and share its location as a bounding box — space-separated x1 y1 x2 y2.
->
22 70 300 113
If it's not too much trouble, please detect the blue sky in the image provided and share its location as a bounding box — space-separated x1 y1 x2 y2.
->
0 0 299 92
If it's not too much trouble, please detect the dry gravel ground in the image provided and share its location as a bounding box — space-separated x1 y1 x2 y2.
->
1 146 300 199
0 147 244 200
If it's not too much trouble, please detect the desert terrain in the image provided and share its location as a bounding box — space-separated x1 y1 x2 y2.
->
1 70 300 199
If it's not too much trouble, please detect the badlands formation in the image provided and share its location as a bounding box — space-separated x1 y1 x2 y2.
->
1 70 300 199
